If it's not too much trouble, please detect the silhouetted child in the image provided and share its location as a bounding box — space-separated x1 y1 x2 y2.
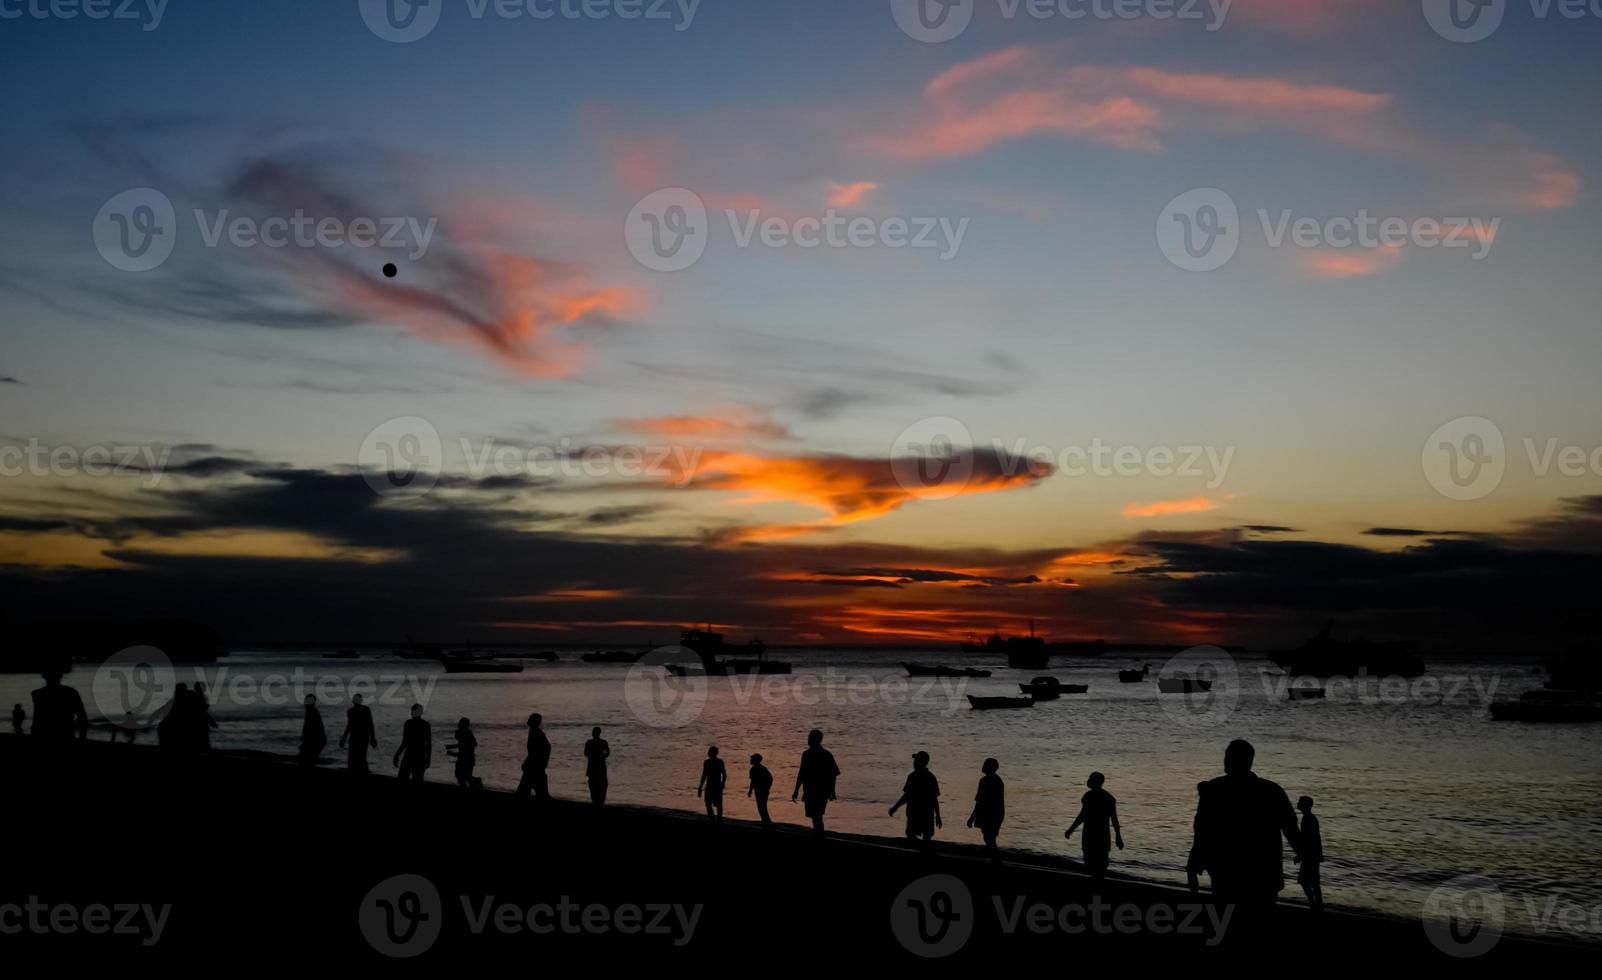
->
698 745 727 823
889 750 941 846
966 758 1005 862
1294 795 1324 911
339 693 378 773
11 703 23 735
1065 771 1123 884
298 694 325 767
451 718 478 788
748 753 774 827
393 704 431 781
584 726 610 805
1186 781 1207 893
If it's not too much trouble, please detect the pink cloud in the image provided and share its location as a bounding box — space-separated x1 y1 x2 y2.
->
826 180 880 207
1298 244 1405 279
1123 495 1224 519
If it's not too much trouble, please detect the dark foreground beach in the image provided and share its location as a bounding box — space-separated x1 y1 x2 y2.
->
2 733 1594 969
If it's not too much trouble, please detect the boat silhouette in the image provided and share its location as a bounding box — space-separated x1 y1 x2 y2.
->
904 662 991 678
960 621 1049 670
582 649 645 664
439 658 524 674
1017 676 1087 699
680 627 790 675
1270 620 1425 677
1118 664 1151 683
967 695 1036 710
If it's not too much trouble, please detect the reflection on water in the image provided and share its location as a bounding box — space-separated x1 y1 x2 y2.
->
4 649 1600 939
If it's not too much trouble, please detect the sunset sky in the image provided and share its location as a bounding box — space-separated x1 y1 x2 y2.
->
2 1 1600 647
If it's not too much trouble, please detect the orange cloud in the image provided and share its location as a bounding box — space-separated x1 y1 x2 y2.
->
1123 495 1224 519
614 410 793 442
1299 243 1405 279
826 181 879 207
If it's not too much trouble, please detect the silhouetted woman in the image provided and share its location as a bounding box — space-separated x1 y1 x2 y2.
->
698 745 726 823
791 729 839 834
889 750 941 846
516 713 552 800
12 703 25 735
1064 771 1122 883
339 693 378 773
748 753 774 828
584 726 610 805
452 718 478 788
299 694 326 767
967 758 1005 862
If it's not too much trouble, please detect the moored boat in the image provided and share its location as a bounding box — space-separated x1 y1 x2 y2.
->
967 695 1036 710
904 662 992 678
1018 676 1087 699
439 658 524 674
681 628 791 675
1118 664 1152 683
582 649 644 664
1270 620 1425 678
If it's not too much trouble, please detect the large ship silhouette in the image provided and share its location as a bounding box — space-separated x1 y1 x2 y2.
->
1270 620 1425 677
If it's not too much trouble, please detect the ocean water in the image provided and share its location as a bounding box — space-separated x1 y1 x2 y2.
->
6 648 1600 940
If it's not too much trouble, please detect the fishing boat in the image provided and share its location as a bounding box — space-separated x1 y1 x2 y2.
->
1157 675 1212 694
904 662 992 678
680 628 791 675
961 622 1049 670
967 695 1036 711
1488 689 1602 722
1018 676 1087 699
1118 664 1151 683
439 658 523 674
1270 620 1425 678
582 649 644 664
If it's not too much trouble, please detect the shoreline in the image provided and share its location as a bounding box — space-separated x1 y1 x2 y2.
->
4 734 1597 965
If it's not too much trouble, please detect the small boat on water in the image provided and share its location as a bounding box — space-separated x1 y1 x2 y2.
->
967 695 1036 711
439 658 524 674
1287 686 1326 700
528 651 558 662
1018 676 1088 699
323 649 359 660
904 662 992 678
681 628 791 675
961 622 1050 670
1488 689 1602 723
1157 675 1212 694
1270 620 1425 678
582 649 644 664
1118 664 1152 683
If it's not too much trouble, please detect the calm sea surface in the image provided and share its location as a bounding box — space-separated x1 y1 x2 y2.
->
6 648 1599 940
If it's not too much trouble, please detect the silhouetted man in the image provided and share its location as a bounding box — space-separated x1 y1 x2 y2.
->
192 681 218 750
698 745 726 823
584 726 609 805
393 704 431 782
1190 739 1301 908
890 750 942 846
516 713 552 799
791 729 839 834
299 694 326 766
11 703 24 735
31 665 88 744
967 757 1004 862
1294 795 1324 911
451 718 478 788
1065 771 1123 884
748 753 773 827
339 693 377 773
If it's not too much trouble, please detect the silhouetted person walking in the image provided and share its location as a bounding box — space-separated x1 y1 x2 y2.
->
31 665 88 744
1186 781 1207 893
1295 795 1324 911
698 745 726 823
340 693 377 773
748 753 773 827
157 684 191 749
967 758 1005 862
192 681 218 750
792 729 839 834
451 718 478 788
393 704 431 782
299 695 326 766
890 750 942 846
1190 739 1301 910
1065 771 1123 884
584 726 610 805
11 703 24 735
516 713 552 800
